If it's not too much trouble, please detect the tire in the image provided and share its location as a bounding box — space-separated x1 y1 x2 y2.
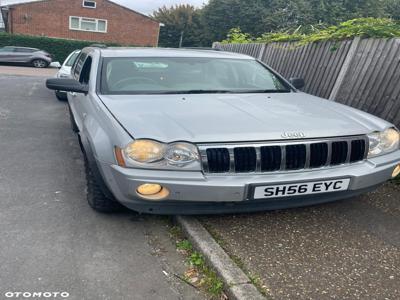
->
55 91 68 101
84 154 124 213
31 59 49 68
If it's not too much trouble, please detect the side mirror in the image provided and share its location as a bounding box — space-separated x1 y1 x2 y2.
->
289 78 305 90
46 78 88 94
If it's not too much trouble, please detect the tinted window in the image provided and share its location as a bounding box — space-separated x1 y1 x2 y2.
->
0 47 15 52
100 57 290 95
79 56 92 85
15 48 37 53
73 52 88 79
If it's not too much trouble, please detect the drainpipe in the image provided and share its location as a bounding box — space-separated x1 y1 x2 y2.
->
1 6 12 34
156 23 164 47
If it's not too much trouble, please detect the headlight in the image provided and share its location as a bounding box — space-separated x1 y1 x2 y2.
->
124 140 166 163
368 128 400 158
165 142 199 165
121 139 200 167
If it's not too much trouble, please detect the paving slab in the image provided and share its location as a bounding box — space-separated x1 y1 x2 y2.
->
200 183 400 300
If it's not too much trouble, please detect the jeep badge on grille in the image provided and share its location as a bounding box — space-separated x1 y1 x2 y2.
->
281 132 306 139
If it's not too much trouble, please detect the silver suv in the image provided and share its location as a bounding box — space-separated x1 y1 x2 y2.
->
46 47 400 214
0 46 52 68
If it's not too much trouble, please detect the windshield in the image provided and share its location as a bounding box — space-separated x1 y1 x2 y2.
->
100 57 291 95
65 52 80 67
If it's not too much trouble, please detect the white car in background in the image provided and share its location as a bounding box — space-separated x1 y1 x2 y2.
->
55 50 81 101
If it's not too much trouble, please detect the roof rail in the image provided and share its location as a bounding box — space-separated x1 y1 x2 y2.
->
89 44 107 48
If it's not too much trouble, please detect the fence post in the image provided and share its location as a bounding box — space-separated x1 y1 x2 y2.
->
329 37 361 101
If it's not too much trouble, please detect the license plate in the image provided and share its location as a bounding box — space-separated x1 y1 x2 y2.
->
253 179 350 200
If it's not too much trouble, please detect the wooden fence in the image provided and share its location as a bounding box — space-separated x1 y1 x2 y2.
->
213 38 400 127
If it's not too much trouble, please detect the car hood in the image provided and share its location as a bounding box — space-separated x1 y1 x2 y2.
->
99 93 391 143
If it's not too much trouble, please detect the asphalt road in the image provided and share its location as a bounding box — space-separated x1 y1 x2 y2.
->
0 64 58 77
0 74 203 300
201 183 400 299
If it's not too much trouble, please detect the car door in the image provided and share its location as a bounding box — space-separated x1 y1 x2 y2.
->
13 48 35 63
68 52 91 131
0 47 15 62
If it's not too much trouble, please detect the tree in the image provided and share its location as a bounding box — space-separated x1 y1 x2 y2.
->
384 0 400 19
201 0 392 43
153 4 205 47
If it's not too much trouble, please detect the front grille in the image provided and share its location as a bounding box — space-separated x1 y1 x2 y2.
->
200 137 368 174
260 146 281 171
234 147 257 172
206 148 230 173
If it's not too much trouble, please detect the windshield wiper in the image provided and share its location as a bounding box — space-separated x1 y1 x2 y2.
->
240 89 291 93
160 90 234 94
151 89 291 95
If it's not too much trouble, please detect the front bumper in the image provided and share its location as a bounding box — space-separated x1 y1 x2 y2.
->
98 150 400 214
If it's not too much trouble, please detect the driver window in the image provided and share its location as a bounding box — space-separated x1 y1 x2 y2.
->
79 56 92 85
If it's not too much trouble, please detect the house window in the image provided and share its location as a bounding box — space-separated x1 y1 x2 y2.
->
69 16 107 33
82 1 96 8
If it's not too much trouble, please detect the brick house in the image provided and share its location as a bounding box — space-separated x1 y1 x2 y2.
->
0 0 160 46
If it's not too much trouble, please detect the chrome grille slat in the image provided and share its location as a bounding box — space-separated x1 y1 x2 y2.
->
326 141 333 166
199 136 368 175
280 146 286 171
345 140 352 163
304 144 311 169
255 147 262 172
228 148 235 173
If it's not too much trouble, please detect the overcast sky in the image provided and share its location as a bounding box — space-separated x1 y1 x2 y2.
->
1 0 208 14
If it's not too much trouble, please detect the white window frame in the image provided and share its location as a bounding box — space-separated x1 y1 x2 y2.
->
82 0 96 9
69 16 107 33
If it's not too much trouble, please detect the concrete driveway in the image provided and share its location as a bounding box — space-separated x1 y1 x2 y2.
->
0 73 204 299
200 182 400 299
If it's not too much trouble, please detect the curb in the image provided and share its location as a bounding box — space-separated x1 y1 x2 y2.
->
175 216 265 300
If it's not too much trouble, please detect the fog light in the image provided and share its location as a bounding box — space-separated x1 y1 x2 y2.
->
137 184 162 195
136 184 169 200
393 165 400 178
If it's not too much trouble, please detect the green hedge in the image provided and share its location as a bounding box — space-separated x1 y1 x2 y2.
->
221 18 400 45
0 33 121 62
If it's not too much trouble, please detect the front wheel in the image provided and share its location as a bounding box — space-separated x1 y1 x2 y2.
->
84 155 124 213
55 91 67 101
32 59 49 68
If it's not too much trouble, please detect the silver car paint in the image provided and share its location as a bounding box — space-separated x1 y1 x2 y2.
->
98 93 391 143
68 47 400 214
56 50 81 78
0 46 52 65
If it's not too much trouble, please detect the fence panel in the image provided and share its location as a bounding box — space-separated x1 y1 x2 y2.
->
334 38 400 126
215 41 352 99
213 40 400 127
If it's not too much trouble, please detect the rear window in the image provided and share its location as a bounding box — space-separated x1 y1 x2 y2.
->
100 57 290 95
0 47 15 52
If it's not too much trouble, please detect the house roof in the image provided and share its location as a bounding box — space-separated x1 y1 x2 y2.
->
1 0 159 24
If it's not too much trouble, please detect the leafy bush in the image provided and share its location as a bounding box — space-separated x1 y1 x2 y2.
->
221 18 400 45
0 33 121 62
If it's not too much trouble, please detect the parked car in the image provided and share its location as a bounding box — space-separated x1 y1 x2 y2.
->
45 47 400 215
0 46 52 68
54 50 81 101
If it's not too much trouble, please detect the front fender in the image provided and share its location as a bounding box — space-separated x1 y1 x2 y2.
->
78 123 114 199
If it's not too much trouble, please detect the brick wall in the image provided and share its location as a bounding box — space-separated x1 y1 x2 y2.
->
7 0 160 46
